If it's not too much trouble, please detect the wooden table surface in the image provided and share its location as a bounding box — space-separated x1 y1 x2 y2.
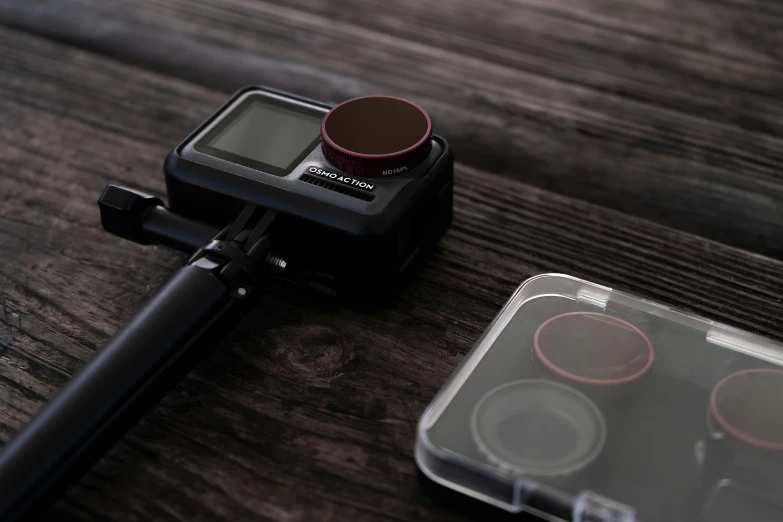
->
0 1 782 520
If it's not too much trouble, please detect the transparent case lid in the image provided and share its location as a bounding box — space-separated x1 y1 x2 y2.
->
416 274 783 522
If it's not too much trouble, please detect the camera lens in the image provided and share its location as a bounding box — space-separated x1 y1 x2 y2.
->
471 380 606 476
320 96 432 178
533 312 654 387
709 369 783 451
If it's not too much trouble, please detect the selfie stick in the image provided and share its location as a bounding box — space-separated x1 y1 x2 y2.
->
0 186 280 521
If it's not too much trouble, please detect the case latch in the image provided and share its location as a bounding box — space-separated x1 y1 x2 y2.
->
573 491 635 522
576 287 609 309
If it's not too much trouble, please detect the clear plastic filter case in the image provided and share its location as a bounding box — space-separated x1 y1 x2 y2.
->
416 274 783 522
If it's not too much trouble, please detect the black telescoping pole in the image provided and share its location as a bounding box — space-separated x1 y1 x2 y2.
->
0 264 238 521
0 187 274 521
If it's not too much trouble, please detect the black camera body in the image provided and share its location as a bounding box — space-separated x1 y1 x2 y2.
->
164 86 454 296
0 87 454 522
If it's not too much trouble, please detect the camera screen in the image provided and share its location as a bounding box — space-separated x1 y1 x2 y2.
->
196 96 322 175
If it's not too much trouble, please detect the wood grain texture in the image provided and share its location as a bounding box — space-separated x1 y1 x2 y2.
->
1 0 783 257
2 25 783 521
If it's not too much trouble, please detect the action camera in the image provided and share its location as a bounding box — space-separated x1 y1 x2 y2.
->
0 87 453 522
165 86 454 296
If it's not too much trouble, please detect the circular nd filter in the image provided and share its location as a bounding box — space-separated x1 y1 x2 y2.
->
471 380 606 477
709 369 783 451
320 96 432 177
533 312 654 387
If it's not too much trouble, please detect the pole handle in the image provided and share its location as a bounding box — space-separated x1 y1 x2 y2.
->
0 264 238 521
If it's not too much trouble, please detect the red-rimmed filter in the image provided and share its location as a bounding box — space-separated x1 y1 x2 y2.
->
320 96 432 178
709 369 783 451
533 312 654 387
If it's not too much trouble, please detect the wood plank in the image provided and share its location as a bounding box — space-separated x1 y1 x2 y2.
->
2 25 783 522
2 0 783 257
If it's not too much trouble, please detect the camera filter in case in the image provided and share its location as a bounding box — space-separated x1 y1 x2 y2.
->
416 274 783 522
